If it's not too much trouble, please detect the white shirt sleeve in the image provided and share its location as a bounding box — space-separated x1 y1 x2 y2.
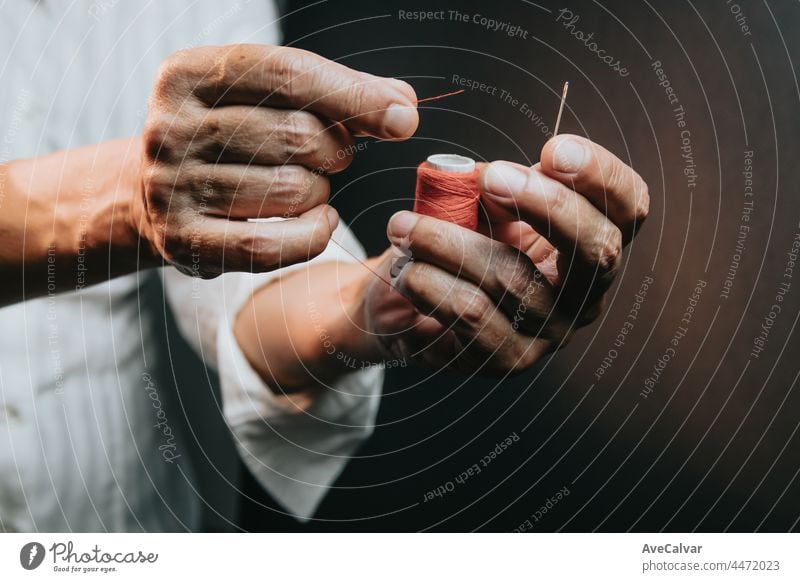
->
162 223 384 520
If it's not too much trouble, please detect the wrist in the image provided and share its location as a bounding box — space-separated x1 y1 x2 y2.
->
327 256 388 367
52 137 158 279
0 138 157 306
235 258 388 393
120 136 161 271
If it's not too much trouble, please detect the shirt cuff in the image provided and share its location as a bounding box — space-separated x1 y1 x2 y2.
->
215 225 384 520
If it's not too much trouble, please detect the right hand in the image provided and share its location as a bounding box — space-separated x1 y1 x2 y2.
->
130 44 418 277
354 136 649 376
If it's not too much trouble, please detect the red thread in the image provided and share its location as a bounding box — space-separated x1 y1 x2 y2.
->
414 161 480 230
416 88 465 103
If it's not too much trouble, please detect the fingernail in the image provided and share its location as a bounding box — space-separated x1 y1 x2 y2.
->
326 206 340 231
387 210 418 242
552 137 587 173
483 162 529 198
383 103 418 139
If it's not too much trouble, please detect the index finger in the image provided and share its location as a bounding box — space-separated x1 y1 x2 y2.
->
540 134 650 243
386 211 561 337
182 45 419 139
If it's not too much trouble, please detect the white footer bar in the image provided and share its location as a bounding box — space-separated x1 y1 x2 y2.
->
1 533 797 580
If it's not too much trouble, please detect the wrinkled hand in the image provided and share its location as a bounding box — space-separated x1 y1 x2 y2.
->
131 44 418 277
361 135 649 375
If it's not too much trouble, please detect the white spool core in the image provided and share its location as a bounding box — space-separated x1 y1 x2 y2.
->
426 153 475 173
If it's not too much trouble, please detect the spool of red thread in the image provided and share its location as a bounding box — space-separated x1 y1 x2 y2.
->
414 154 480 230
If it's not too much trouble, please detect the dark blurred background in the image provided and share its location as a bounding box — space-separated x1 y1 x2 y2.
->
172 0 800 531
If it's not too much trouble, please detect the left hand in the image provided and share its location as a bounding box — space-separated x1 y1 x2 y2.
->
358 135 650 375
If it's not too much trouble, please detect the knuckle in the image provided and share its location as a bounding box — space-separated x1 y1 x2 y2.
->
493 335 548 376
418 219 453 254
421 217 446 244
632 176 650 224
508 344 538 374
276 166 314 200
343 81 369 121
269 49 312 99
424 220 470 265
307 224 332 257
604 155 628 194
199 46 242 100
396 260 421 291
311 172 331 199
608 161 650 225
142 114 183 161
543 179 570 215
165 48 195 70
141 166 177 214
335 145 355 171
593 225 623 274
141 164 173 191
188 171 218 204
396 260 427 293
218 44 249 71
457 287 492 329
153 49 196 97
283 112 321 160
326 133 356 173
160 228 189 267
495 248 537 303
241 232 278 270
152 61 177 97
159 219 223 278
201 115 224 141
397 262 438 310
173 48 201 70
